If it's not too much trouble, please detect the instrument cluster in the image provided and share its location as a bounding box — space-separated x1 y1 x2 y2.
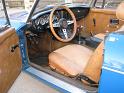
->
34 14 59 26
34 14 49 26
30 13 60 33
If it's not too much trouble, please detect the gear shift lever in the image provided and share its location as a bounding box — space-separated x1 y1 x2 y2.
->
77 25 85 44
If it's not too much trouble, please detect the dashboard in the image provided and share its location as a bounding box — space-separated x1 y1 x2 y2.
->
28 4 90 33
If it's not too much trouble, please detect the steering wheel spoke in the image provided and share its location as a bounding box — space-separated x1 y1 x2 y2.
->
62 28 68 39
60 11 64 18
53 20 73 28
53 22 60 27
67 20 74 25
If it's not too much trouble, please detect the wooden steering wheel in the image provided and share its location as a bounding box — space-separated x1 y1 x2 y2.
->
49 5 77 42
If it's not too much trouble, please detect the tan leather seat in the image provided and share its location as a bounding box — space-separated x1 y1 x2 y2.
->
116 2 124 21
49 42 104 84
49 44 93 77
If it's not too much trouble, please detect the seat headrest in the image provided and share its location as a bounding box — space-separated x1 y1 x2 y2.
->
116 2 124 21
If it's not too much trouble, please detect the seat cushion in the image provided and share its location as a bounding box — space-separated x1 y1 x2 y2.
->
49 44 93 77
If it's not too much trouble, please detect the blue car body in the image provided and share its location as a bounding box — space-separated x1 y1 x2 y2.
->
99 32 124 93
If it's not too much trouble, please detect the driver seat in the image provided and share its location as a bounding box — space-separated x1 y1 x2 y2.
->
49 42 103 84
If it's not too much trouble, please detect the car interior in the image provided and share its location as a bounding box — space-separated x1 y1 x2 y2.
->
25 1 124 92
1 1 124 93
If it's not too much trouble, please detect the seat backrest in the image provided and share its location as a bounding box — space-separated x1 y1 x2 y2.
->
116 2 124 32
116 2 124 21
83 42 104 84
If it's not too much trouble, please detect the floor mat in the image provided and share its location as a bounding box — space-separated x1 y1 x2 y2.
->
30 56 48 66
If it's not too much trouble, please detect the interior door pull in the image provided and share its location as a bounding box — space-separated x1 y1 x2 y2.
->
93 18 96 27
10 43 19 52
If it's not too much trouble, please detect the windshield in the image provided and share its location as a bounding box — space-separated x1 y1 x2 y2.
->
33 0 92 14
0 1 7 26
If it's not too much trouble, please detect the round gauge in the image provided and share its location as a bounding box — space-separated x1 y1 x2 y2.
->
40 17 45 25
35 18 40 26
44 15 47 24
55 16 59 22
52 15 59 23
45 14 49 24
47 15 49 23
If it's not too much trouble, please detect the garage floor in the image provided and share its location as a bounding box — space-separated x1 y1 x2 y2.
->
8 72 60 93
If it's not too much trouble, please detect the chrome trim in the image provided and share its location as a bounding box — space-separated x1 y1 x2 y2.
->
102 66 124 75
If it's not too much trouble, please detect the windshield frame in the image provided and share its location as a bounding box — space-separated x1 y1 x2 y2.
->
27 0 39 22
1 0 10 26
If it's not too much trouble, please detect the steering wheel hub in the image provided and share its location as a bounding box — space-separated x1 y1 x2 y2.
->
59 18 68 29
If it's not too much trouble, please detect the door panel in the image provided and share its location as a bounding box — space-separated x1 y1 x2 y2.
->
77 8 124 36
0 28 22 93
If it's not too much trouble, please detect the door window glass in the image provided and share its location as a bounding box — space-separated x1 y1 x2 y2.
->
104 0 124 9
0 1 7 26
5 0 31 22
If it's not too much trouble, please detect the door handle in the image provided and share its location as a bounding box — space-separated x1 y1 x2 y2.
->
93 18 96 27
110 18 119 25
10 43 19 52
